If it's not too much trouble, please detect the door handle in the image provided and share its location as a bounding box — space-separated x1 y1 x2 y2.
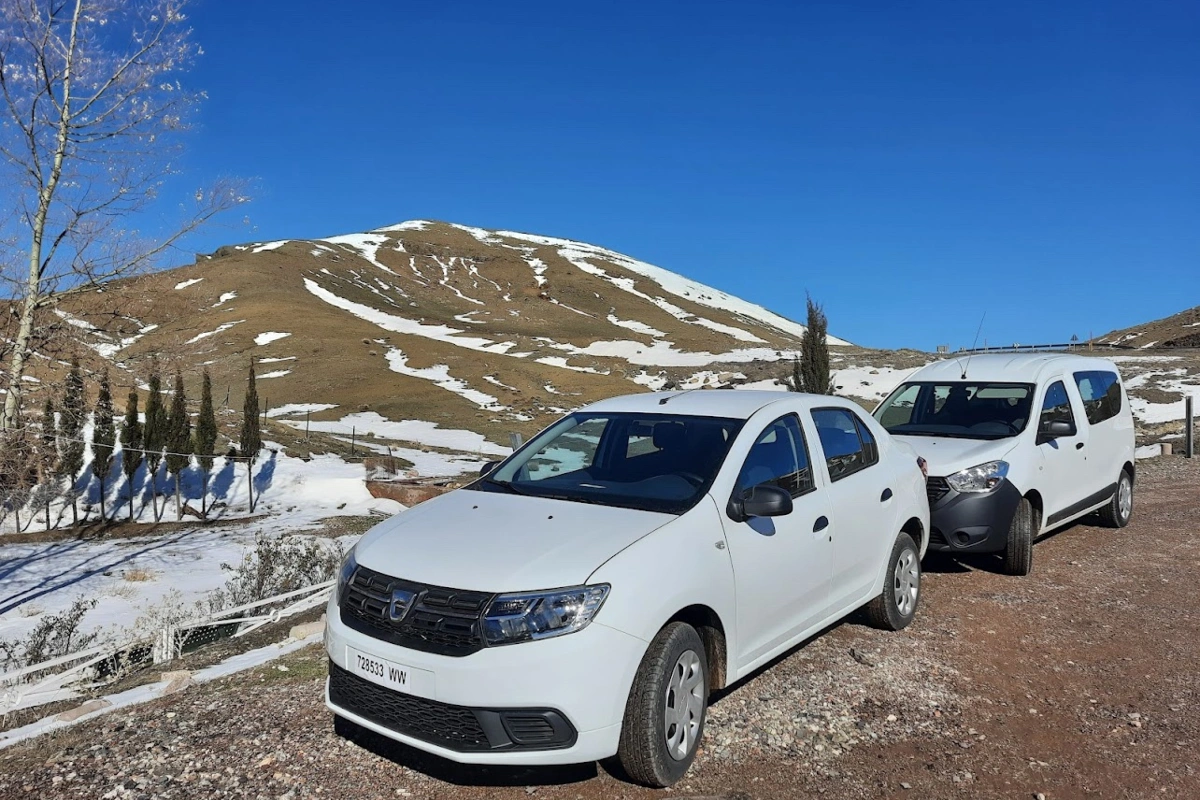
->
813 516 829 532
1075 442 1085 450
881 488 893 502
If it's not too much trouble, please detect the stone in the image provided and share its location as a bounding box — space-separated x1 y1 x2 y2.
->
160 670 194 695
57 698 112 722
290 615 326 641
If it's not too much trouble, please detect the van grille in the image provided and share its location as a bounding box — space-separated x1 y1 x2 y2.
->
926 476 951 506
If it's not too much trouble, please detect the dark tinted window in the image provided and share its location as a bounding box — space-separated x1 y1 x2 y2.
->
812 408 876 481
1040 381 1076 428
735 415 814 497
855 417 879 467
1073 371 1122 425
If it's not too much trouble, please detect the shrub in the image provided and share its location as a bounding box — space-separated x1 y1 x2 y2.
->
209 533 345 610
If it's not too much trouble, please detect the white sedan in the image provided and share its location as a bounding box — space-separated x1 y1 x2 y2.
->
325 390 929 787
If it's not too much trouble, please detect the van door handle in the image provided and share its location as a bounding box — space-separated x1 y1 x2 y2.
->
881 488 893 502
813 516 829 532
1075 442 1085 450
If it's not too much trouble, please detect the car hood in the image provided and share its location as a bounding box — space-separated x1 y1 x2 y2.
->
353 488 676 592
892 435 1019 477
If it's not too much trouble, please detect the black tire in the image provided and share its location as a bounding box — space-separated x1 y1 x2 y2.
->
617 622 708 788
1098 469 1133 528
1003 497 1035 576
865 532 921 631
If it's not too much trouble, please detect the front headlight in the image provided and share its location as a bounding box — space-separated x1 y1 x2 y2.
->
482 584 610 646
946 460 1009 493
335 547 358 601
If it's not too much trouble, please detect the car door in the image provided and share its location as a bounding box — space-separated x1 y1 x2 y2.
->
719 413 833 667
1072 369 1127 493
1035 378 1090 524
810 406 897 612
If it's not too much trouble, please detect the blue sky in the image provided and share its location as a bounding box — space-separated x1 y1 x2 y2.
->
175 0 1198 350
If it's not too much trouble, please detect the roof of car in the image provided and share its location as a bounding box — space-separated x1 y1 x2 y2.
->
579 389 853 420
905 353 1119 384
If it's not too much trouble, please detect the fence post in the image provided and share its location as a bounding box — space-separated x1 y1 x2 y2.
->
305 410 310 440
351 426 356 456
1187 396 1194 459
509 432 524 450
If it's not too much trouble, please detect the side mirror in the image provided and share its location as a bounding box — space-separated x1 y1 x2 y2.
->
728 484 793 522
479 460 501 477
1038 419 1075 444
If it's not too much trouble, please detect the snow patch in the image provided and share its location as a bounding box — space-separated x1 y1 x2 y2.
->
384 349 502 409
185 320 244 345
173 278 204 290
266 403 338 418
255 331 291 346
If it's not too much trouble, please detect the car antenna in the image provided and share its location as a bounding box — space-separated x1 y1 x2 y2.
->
659 387 702 405
959 311 987 379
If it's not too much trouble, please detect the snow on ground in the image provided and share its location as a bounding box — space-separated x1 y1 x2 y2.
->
258 369 291 379
322 232 397 274
213 291 237 307
173 278 204 290
185 320 244 345
287 412 509 456
251 240 289 253
384 349 502 409
254 331 291 346
737 378 787 390
488 226 852 345
607 313 667 338
259 356 296 364
266 403 338 419
831 364 922 402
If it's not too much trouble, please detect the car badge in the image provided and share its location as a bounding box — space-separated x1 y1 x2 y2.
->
389 588 416 621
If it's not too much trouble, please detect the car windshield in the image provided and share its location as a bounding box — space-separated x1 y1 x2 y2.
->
874 381 1035 440
470 411 745 514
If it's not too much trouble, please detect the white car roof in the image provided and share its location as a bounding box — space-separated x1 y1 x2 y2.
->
579 390 857 420
905 353 1120 384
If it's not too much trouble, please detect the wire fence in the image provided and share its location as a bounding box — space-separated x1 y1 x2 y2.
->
0 581 333 716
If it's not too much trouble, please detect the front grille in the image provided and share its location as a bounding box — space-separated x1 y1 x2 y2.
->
926 476 951 506
329 662 490 750
340 565 492 657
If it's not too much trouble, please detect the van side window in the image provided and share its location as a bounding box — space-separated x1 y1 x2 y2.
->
735 415 815 498
1072 370 1122 425
812 408 877 481
1040 381 1076 429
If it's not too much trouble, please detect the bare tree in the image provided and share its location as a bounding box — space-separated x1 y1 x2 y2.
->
0 0 248 431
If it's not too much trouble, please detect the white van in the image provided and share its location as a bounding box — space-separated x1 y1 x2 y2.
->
873 354 1135 575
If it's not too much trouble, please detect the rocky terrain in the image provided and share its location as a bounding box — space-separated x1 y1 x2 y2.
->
3 454 1196 799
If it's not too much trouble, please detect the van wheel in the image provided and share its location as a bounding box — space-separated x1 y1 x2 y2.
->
617 622 708 788
1003 498 1034 576
865 532 920 630
1098 469 1133 528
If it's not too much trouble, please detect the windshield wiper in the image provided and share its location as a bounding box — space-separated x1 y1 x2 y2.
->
483 477 537 496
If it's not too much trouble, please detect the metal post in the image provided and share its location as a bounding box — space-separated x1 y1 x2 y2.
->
351 426 356 456
305 410 310 440
1186 396 1194 459
509 432 524 450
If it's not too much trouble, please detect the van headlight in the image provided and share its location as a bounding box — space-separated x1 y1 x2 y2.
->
482 585 610 646
335 547 358 601
946 460 1009 493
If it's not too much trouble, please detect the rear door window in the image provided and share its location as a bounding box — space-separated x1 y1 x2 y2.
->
812 408 876 481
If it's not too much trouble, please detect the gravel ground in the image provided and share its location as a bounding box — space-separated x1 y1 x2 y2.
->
2 455 1198 799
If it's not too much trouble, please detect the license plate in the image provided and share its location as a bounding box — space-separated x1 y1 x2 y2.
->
346 646 435 698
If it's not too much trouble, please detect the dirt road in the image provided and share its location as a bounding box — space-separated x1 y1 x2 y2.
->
2 457 1197 799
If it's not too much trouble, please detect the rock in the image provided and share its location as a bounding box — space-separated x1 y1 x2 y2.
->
289 616 326 641
57 698 112 722
160 670 193 695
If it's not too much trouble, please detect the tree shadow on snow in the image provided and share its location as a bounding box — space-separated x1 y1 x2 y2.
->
253 451 278 496
209 458 237 507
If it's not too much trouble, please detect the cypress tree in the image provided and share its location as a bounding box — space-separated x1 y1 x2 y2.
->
195 369 218 518
165 369 192 521
240 361 262 512
91 372 116 522
121 389 144 523
799 295 832 395
59 358 86 525
40 396 59 531
143 366 167 520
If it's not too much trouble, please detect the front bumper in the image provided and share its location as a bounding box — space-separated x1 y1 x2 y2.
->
324 593 647 765
926 477 1023 554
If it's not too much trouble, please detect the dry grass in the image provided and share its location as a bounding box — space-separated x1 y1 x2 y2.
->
121 568 156 583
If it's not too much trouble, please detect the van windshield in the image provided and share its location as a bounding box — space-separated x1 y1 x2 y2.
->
470 412 745 514
874 382 1035 440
